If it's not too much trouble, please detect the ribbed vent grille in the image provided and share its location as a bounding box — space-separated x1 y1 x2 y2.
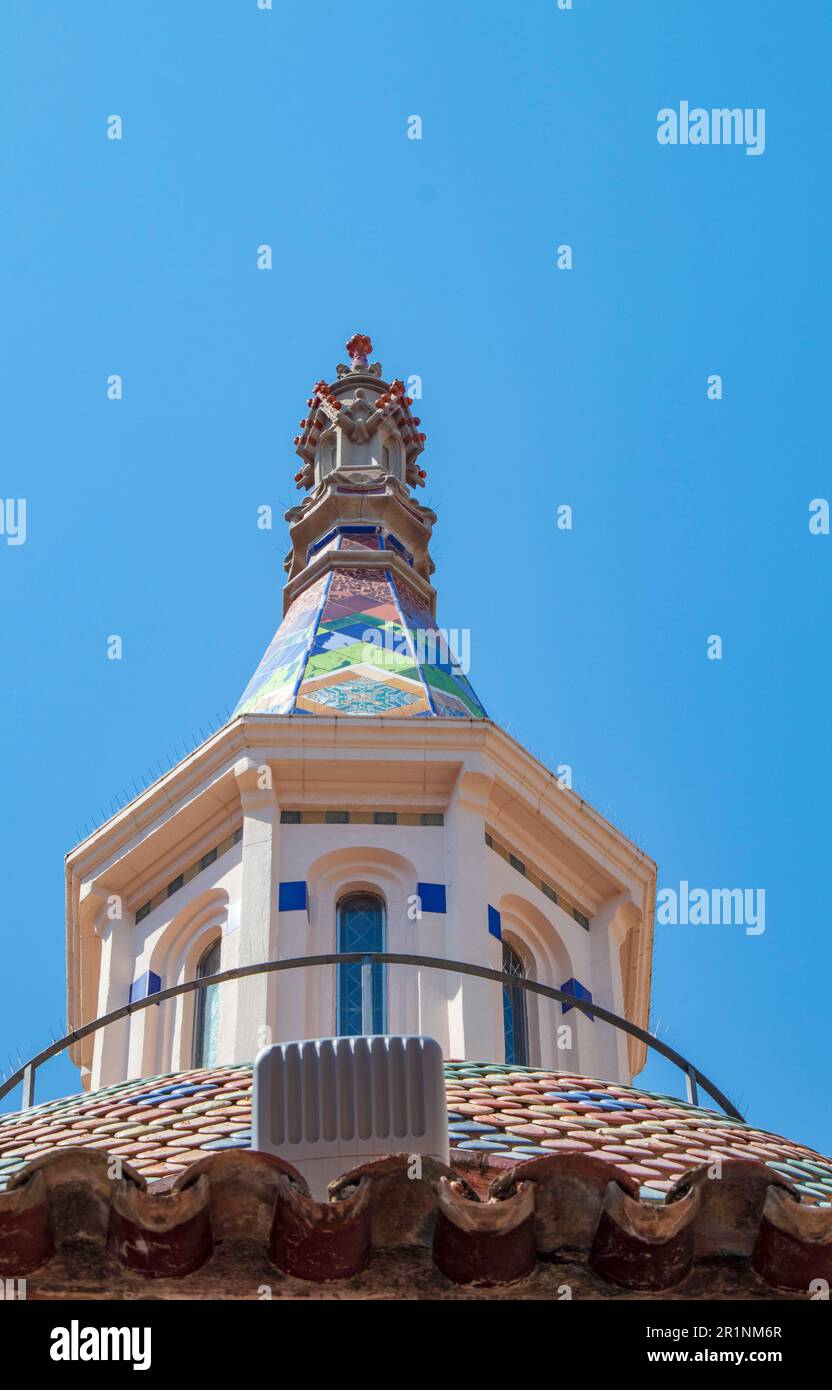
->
253 1036 448 1198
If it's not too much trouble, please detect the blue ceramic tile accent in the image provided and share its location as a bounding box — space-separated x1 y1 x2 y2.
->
560 977 593 1017
278 881 307 911
455 1139 511 1152
767 1161 814 1181
129 971 162 1004
417 882 446 913
201 1137 252 1151
488 905 502 940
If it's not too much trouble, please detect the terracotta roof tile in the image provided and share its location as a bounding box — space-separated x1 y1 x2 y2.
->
0 1144 828 1298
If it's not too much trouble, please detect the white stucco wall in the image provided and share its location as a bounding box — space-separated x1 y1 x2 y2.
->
91 810 632 1088
75 721 654 1092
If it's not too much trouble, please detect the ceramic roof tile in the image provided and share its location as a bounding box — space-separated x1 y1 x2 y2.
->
234 567 487 720
1 1060 829 1213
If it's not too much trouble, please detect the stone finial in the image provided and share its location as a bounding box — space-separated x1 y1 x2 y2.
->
345 333 373 369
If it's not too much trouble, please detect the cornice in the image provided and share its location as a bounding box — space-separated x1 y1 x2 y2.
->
65 716 655 911
480 725 656 891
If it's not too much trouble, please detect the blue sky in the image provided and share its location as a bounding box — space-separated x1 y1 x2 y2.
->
1 1 830 1153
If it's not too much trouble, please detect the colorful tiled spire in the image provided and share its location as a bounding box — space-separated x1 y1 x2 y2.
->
234 337 486 719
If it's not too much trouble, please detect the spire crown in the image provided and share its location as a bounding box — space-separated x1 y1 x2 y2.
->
345 332 373 368
292 334 427 494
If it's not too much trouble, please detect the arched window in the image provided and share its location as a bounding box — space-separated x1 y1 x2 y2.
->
502 941 529 1066
337 893 386 1035
193 940 221 1068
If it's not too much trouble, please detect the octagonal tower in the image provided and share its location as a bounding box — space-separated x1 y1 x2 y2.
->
65 336 656 1095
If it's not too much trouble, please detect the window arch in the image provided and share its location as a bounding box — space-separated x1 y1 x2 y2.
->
502 940 529 1066
336 893 387 1035
193 939 221 1068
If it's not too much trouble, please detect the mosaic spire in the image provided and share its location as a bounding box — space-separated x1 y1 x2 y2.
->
234 336 487 719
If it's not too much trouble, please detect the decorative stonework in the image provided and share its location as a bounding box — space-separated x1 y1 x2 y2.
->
345 332 373 367
293 336 426 492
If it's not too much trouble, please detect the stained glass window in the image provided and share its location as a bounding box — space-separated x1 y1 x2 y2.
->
337 894 386 1035
193 940 221 1068
503 941 529 1066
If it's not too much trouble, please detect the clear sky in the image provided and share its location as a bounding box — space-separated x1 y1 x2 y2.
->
1 1 830 1153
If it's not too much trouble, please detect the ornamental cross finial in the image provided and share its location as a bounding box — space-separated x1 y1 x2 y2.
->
345 333 373 369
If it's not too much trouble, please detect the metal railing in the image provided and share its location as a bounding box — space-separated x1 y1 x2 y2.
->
0 953 744 1121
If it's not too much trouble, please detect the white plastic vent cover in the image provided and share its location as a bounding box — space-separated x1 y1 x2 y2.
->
252 1035 449 1199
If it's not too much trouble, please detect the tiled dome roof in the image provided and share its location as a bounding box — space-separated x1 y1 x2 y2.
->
234 565 487 719
1 1061 829 1206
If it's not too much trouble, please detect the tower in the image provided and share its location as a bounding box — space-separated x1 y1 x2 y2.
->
65 335 655 1094
4 336 830 1304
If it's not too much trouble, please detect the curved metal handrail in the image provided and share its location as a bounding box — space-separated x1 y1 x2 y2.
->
0 953 744 1121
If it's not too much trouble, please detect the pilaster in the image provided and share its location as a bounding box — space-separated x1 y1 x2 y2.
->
444 768 503 1061
88 883 133 1089
230 757 280 1064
